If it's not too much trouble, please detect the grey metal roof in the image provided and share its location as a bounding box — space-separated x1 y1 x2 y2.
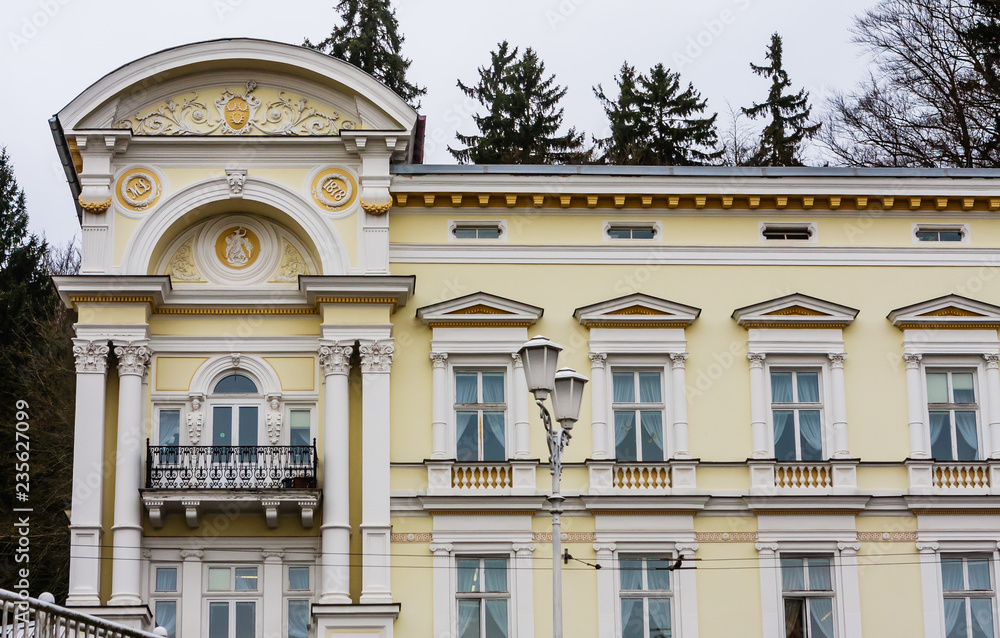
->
393 165 1000 178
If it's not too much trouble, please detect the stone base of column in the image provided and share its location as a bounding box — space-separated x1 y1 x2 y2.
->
109 525 143 607
320 525 352 604
360 526 392 604
312 603 400 638
71 606 151 632
66 525 103 607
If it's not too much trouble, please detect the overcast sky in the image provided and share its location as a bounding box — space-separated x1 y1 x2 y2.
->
2 0 881 247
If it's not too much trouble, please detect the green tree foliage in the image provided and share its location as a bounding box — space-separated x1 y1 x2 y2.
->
594 62 721 165
304 0 426 107
0 147 78 601
743 33 821 166
824 0 1000 167
450 41 588 165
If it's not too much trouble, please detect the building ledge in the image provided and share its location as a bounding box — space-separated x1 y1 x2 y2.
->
141 489 319 529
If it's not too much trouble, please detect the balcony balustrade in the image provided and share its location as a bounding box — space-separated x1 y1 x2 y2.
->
145 440 317 490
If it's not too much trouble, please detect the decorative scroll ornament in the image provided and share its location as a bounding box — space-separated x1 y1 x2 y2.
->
272 241 309 282
73 340 110 373
360 341 394 373
187 396 204 444
266 396 282 445
226 169 247 197
77 195 111 214
231 353 242 369
319 343 352 376
167 239 202 282
115 343 152 376
360 199 392 215
117 81 354 136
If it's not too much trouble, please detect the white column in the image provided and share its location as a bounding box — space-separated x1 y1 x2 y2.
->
430 543 452 638
589 353 609 459
512 543 536 638
179 550 203 638
757 543 781 638
837 542 863 638
829 353 850 458
430 353 449 459
109 342 151 607
748 353 769 458
984 354 1000 458
917 542 943 638
905 353 928 458
359 339 394 604
262 551 284 638
318 342 352 604
675 542 700 638
66 339 110 607
670 354 690 458
593 543 616 638
512 354 531 459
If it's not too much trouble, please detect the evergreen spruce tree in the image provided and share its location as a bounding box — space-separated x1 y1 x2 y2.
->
305 0 426 107
742 33 821 166
449 41 587 165
594 62 720 165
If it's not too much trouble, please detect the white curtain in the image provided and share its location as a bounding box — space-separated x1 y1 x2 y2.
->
484 559 507 592
929 412 953 459
773 411 796 461
971 599 995 638
458 559 479 592
942 558 966 591
620 559 643 590
154 601 176 638
484 600 508 638
159 411 180 447
808 598 835 638
456 373 478 403
781 558 805 591
482 373 504 403
944 598 967 638
771 372 793 403
456 413 479 462
799 411 823 461
287 600 309 638
646 559 671 591
620 599 643 638
482 412 506 461
955 411 980 460
647 598 671 638
641 412 665 461
288 567 309 590
458 600 480 638
968 558 992 590
615 412 637 461
614 373 635 403
155 568 177 592
807 558 832 590
638 372 662 403
797 373 820 402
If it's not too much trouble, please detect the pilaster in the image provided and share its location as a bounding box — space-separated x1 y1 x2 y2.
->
318 341 353 604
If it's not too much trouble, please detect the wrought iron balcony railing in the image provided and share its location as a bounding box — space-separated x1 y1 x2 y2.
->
146 440 317 490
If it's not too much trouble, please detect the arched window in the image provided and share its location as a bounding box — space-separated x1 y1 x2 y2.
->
210 374 262 449
213 374 258 394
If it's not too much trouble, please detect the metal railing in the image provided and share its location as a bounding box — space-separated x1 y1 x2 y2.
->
146 440 317 489
0 589 165 637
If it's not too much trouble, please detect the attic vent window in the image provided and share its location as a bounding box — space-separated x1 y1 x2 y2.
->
914 224 968 243
450 221 504 240
605 221 661 241
761 222 816 242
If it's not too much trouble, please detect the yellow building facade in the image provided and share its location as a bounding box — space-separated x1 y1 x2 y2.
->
53 39 1000 638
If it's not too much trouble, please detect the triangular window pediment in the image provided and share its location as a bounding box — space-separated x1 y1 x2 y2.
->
574 294 700 328
417 293 542 328
888 295 1000 329
732 293 859 329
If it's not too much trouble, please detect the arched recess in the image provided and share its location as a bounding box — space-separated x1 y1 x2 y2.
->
122 176 349 276
189 355 282 399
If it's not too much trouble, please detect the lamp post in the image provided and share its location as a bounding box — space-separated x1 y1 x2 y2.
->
517 336 588 638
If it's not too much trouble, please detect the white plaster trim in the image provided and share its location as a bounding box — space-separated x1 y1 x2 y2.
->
913 222 971 245
747 328 846 355
603 220 662 243
303 164 361 219
589 328 687 355
759 221 818 243
448 220 508 243
111 164 169 219
187 354 282 398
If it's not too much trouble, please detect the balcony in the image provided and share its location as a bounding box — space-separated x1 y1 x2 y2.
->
426 460 538 495
143 441 319 529
749 459 858 496
587 460 697 495
908 459 1000 495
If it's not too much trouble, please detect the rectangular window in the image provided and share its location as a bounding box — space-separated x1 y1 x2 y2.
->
288 599 310 638
915 225 967 243
455 371 507 462
942 554 996 638
159 410 180 447
154 601 177 638
928 371 981 461
207 601 256 638
607 224 657 240
456 557 509 638
288 566 310 591
761 222 815 241
452 222 504 240
771 370 824 462
619 556 673 638
781 556 836 638
613 370 666 462
207 566 258 592
289 410 311 447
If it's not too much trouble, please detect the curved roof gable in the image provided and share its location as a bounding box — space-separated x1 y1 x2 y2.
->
57 38 418 135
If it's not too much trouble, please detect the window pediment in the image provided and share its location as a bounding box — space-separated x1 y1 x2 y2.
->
574 294 701 329
733 294 859 329
417 293 543 328
888 294 1000 329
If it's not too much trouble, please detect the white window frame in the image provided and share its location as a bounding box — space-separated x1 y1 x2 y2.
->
202 564 262 638
759 221 817 243
918 539 1000 638
913 223 970 245
284 405 315 448
207 373 266 448
449 355 513 462
454 555 512 638
758 540 861 638
449 220 507 242
764 356 835 462
203 598 261 638
154 404 185 446
616 553 676 638
609 366 669 462
283 565 313 638
779 553 838 638
917 356 993 462
925 368 984 461
603 220 662 242
150 564 181 638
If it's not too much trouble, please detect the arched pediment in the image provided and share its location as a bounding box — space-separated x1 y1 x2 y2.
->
58 38 418 136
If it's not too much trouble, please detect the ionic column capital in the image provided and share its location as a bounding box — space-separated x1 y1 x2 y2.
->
319 342 353 376
512 543 536 556
114 342 151 377
670 353 689 369
359 340 394 373
593 542 617 555
837 542 861 554
429 543 453 555
755 542 780 554
588 352 608 369
904 353 923 369
829 353 847 368
180 550 203 561
73 339 110 373
747 353 767 368
430 352 449 368
985 353 1000 369
675 542 699 556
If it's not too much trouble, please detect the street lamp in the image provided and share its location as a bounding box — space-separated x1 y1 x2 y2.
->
517 336 588 638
